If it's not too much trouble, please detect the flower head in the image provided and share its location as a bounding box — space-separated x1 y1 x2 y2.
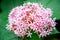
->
6 2 56 37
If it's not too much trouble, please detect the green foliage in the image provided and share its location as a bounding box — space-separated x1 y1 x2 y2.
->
0 0 60 40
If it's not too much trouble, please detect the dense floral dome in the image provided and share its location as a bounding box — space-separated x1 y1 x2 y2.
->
6 2 56 37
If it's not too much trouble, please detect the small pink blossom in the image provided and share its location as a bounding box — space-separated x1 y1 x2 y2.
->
6 2 56 37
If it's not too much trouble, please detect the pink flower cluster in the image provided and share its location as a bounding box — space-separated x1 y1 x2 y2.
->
6 2 56 37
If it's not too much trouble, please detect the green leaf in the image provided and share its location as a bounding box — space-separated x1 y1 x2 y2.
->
51 28 59 34
0 25 20 40
27 32 42 40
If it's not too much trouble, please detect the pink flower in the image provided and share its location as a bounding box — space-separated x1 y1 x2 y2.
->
6 2 56 37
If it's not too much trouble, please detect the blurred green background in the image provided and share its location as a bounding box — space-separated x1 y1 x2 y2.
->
0 0 60 40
